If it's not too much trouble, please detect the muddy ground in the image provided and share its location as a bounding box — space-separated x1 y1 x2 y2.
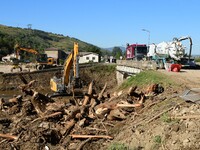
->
0 65 200 150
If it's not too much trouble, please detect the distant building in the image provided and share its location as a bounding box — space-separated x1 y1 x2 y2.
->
79 52 99 64
44 48 99 64
104 55 116 63
44 48 67 64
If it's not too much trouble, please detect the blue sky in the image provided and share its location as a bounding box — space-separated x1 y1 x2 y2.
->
1 0 200 54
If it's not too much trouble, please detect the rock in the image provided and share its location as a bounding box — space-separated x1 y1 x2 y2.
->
185 121 196 129
78 118 86 127
179 108 189 115
171 124 179 132
135 129 144 135
107 109 126 120
183 138 190 146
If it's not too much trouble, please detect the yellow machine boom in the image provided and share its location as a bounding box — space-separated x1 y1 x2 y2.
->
50 42 80 94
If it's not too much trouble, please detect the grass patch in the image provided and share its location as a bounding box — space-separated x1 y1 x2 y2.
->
108 143 129 150
151 135 163 150
90 64 116 74
119 70 174 89
160 113 171 123
195 57 200 62
154 135 162 144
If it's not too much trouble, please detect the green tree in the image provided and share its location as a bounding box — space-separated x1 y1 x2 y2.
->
112 47 122 59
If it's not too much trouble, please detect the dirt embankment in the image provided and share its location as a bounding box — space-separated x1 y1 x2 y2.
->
103 69 200 150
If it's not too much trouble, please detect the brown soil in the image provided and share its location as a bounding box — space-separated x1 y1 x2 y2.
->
0 67 200 150
101 69 200 150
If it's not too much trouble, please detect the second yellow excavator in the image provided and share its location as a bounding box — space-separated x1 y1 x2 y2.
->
50 42 81 95
14 44 56 70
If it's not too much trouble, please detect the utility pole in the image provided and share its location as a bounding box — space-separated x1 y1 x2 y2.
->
142 29 150 52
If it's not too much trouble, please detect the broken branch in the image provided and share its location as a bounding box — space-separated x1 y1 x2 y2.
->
117 103 142 108
83 81 93 106
98 83 107 101
0 133 18 141
70 134 113 139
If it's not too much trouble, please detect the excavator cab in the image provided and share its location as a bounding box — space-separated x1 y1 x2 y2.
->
50 42 82 96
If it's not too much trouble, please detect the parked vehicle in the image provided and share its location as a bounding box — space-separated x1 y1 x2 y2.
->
147 36 196 69
126 43 148 60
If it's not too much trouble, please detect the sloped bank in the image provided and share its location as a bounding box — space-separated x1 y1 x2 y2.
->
101 70 200 150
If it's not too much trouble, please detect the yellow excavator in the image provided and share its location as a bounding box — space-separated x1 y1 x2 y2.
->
50 42 81 96
11 44 39 72
13 44 56 71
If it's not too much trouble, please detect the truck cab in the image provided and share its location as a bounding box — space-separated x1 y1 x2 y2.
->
126 44 147 60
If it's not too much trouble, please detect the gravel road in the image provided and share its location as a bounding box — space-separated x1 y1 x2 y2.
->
159 69 200 88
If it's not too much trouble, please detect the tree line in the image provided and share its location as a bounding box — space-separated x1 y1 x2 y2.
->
0 25 126 61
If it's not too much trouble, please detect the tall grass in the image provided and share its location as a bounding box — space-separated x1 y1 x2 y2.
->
119 70 174 89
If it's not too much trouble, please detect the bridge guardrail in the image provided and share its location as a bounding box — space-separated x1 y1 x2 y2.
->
117 60 157 70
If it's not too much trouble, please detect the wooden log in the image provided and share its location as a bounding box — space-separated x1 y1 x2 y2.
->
60 119 76 143
4 95 23 107
65 106 81 121
18 80 36 92
30 90 52 117
128 86 137 96
90 98 98 108
0 133 18 141
95 102 117 116
85 93 98 99
70 134 113 139
98 83 107 101
83 81 93 106
63 119 76 136
0 98 4 109
117 103 142 108
8 95 22 104
107 109 126 120
31 92 45 117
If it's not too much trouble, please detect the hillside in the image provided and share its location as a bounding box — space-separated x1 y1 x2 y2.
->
0 24 102 58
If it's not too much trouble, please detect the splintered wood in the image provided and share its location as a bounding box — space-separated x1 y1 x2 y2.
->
0 76 164 149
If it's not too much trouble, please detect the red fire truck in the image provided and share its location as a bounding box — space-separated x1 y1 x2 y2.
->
126 44 148 60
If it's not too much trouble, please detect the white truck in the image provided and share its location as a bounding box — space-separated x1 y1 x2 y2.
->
147 36 195 68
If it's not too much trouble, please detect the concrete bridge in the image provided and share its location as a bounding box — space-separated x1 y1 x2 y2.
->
116 60 157 85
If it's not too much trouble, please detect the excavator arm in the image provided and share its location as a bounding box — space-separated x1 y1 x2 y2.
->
14 44 39 59
50 42 80 94
63 51 74 86
177 36 192 61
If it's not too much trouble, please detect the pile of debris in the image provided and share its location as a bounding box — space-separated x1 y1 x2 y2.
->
0 77 164 149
